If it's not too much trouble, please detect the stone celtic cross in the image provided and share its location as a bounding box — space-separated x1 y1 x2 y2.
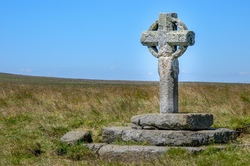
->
101 13 237 151
140 13 195 113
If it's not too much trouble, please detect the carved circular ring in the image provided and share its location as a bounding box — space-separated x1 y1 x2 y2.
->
147 18 188 58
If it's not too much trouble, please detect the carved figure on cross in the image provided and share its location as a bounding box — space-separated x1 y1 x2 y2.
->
140 13 195 113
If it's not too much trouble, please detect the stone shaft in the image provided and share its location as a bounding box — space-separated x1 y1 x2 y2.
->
159 57 179 113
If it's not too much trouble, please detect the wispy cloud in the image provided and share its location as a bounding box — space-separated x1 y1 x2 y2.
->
20 68 32 73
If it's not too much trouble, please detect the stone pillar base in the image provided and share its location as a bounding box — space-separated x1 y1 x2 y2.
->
131 113 213 130
85 143 218 162
102 127 238 146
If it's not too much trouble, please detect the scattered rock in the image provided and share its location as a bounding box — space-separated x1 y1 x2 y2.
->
61 131 93 145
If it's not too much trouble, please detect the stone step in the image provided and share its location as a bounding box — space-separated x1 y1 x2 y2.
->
131 113 213 130
102 127 238 146
84 143 225 162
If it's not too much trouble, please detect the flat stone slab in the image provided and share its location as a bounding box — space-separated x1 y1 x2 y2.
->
131 113 213 130
102 127 238 146
60 131 93 145
84 143 225 162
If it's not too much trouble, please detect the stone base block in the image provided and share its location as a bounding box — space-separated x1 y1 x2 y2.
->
131 113 213 130
102 127 238 146
85 143 209 162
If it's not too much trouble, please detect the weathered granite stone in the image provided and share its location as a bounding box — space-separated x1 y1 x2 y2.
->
60 131 93 145
159 57 179 113
98 145 169 161
101 127 125 143
102 127 237 146
140 13 195 113
85 144 228 162
98 145 204 161
131 113 213 130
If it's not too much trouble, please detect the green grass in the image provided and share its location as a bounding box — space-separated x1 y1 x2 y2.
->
0 73 250 165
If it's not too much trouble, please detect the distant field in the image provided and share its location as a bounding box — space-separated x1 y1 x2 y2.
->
0 73 249 165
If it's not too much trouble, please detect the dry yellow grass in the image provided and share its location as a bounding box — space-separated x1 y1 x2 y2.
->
0 73 249 165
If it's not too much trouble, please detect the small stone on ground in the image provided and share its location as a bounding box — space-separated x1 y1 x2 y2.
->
61 131 93 145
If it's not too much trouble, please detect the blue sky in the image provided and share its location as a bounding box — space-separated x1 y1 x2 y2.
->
1 0 250 83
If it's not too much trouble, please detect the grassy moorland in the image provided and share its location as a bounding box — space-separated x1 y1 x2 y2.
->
0 73 249 165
